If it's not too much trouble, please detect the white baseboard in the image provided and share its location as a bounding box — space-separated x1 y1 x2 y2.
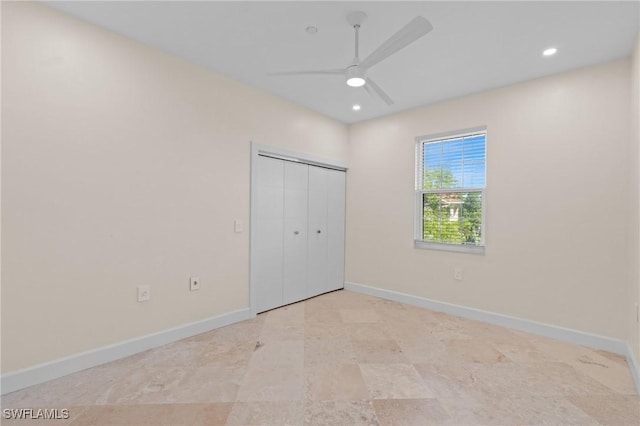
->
345 281 640 393
623 343 640 393
1 308 252 395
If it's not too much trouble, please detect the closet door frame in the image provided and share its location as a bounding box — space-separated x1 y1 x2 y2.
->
250 142 347 317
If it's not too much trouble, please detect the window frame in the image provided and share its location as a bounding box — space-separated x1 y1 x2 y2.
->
414 126 487 254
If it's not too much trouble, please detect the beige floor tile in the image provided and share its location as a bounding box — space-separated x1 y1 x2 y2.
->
304 339 358 366
248 339 304 368
304 321 350 340
441 338 510 364
236 364 304 402
395 340 450 364
197 341 255 369
567 394 640 425
595 349 630 366
207 318 265 344
100 366 189 405
372 398 450 426
303 400 379 426
260 321 305 340
346 324 390 341
133 340 206 367
340 309 380 323
470 361 617 397
566 350 638 394
2 290 636 426
305 364 369 401
413 363 485 398
440 394 600 425
380 320 437 342
225 401 304 426
352 340 408 363
169 366 245 403
263 302 305 324
360 364 435 399
1 360 132 408
70 403 232 426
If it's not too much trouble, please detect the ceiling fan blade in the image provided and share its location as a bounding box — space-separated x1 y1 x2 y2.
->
360 16 433 70
362 84 376 99
268 69 344 76
366 78 394 106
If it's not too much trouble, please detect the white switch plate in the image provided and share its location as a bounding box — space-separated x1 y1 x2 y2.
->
190 277 201 291
234 219 243 233
137 285 151 302
454 268 463 281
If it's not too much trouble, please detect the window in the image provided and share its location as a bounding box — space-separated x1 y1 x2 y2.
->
415 127 486 253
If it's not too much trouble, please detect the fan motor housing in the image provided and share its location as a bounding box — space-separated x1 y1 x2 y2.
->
346 65 366 87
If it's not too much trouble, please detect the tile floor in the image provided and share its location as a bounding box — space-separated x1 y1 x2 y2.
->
1 290 639 425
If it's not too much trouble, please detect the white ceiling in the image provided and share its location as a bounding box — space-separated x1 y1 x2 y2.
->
45 1 639 124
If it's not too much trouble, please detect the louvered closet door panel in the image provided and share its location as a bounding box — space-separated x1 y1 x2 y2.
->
307 166 329 298
255 156 285 313
327 169 346 292
283 162 309 305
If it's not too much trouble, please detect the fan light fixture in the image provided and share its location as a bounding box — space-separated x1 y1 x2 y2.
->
346 65 366 87
347 77 366 87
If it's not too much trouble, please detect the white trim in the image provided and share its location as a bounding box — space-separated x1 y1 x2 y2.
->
1 308 251 395
415 129 487 251
623 343 640 393
249 142 347 316
344 281 640 393
414 240 485 254
416 125 488 144
251 143 347 171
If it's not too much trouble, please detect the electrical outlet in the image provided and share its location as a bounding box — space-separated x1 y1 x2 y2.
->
190 277 201 291
454 268 463 281
137 285 151 302
234 219 243 233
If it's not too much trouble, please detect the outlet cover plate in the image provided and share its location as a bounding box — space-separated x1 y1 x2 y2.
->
454 268 463 281
190 277 201 291
137 285 151 302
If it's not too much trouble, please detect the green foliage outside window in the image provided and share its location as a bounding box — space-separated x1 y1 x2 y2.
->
422 169 482 245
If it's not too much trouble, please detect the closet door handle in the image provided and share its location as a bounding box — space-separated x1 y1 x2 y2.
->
294 231 299 235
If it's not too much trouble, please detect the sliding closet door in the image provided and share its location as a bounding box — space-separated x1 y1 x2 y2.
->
307 166 329 298
283 162 309 305
327 169 346 292
254 156 285 313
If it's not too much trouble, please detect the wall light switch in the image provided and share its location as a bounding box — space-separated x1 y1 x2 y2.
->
234 219 243 233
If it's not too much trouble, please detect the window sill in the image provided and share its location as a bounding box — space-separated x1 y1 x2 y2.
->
414 240 485 255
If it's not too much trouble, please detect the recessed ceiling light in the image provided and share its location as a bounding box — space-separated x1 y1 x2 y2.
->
543 47 558 57
352 104 361 111
306 26 318 35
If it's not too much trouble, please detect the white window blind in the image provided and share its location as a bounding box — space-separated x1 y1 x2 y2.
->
415 128 486 252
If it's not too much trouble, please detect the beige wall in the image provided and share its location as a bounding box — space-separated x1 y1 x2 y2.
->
1 2 348 372
630 33 640 364
347 59 631 340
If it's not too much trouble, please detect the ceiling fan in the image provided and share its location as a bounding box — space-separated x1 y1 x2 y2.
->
270 11 434 106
